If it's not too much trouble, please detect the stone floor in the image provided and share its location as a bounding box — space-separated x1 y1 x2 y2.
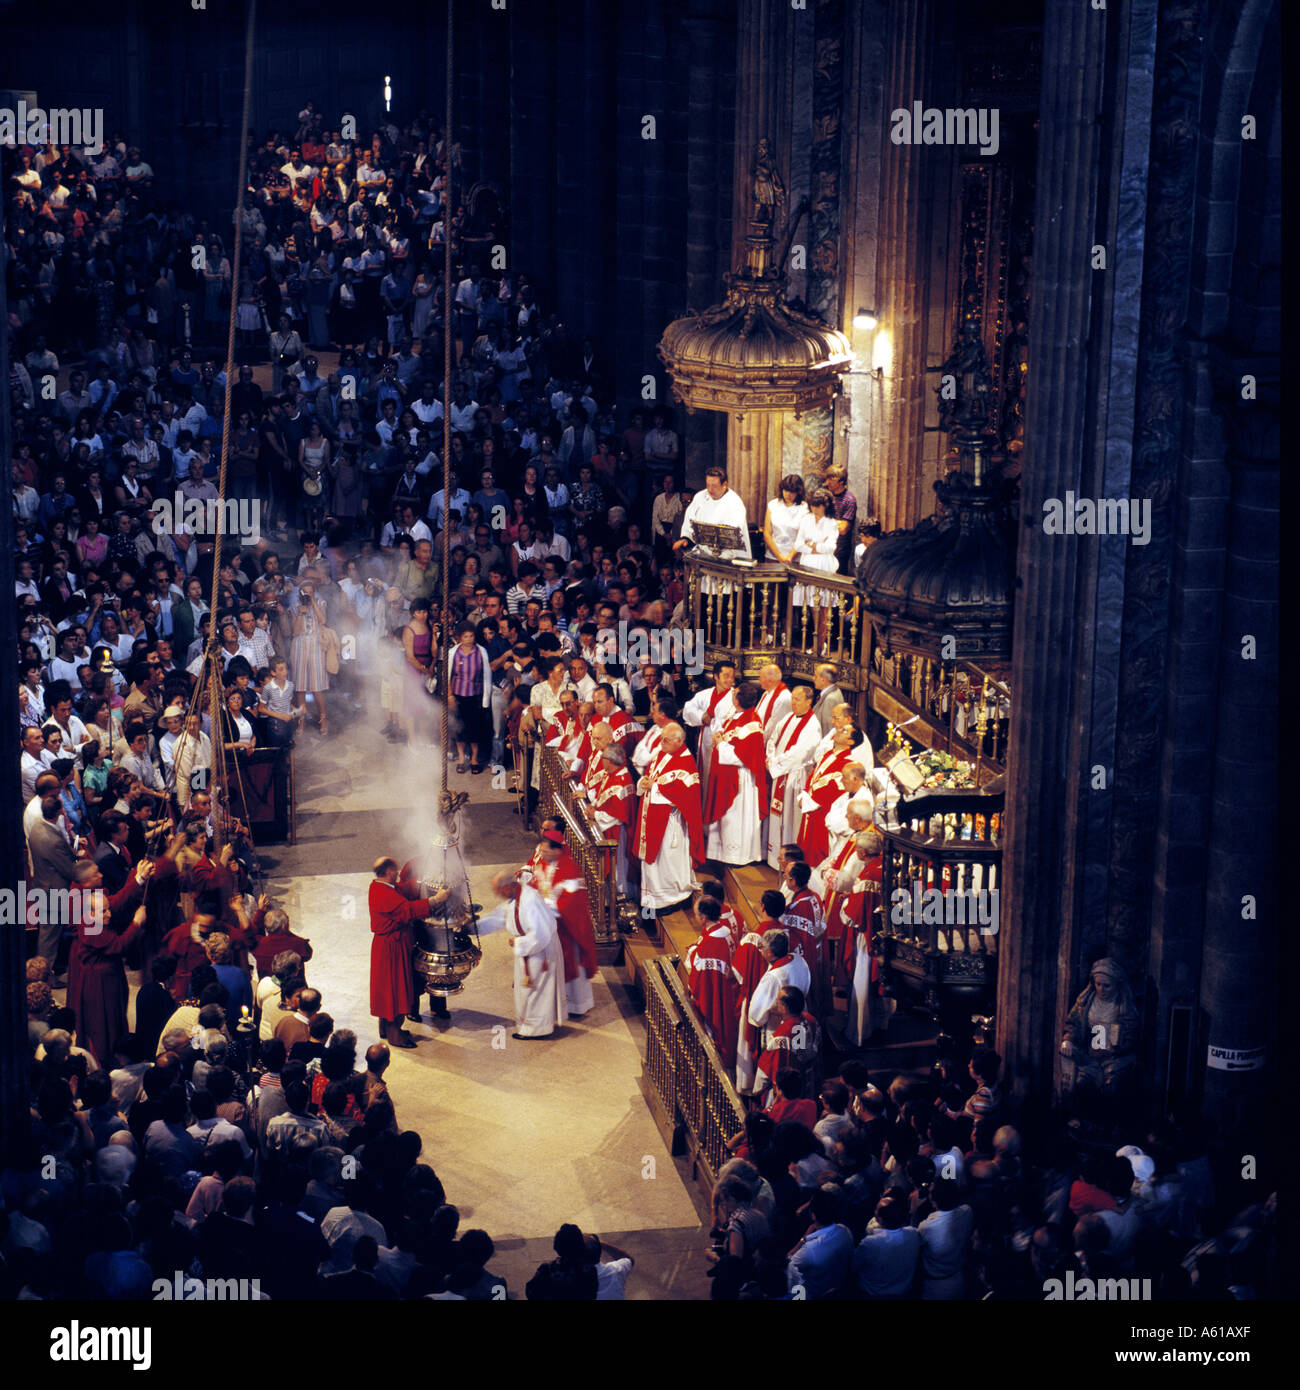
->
178 691 712 1298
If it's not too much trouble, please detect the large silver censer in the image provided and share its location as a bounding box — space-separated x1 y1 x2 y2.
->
413 904 482 997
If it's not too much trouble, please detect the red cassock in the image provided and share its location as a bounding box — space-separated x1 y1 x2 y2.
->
715 902 744 949
755 1010 821 1097
67 876 146 1069
533 848 598 985
797 748 851 864
686 923 738 1067
369 879 433 1019
634 746 705 867
605 708 641 753
781 888 825 970
730 930 769 1084
544 708 579 751
701 708 768 828
821 836 864 983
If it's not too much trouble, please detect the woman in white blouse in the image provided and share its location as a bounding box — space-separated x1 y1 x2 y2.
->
791 488 842 653
763 474 808 562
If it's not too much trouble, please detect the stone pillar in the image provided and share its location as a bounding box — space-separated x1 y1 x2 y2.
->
1198 386 1277 1131
994 0 1108 1102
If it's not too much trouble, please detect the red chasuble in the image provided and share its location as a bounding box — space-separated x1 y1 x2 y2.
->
797 747 851 864
686 924 738 1067
702 708 768 826
532 848 598 984
634 746 705 866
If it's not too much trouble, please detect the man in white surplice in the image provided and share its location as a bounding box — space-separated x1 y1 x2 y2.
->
485 869 566 1039
766 684 822 869
673 465 751 607
682 660 736 803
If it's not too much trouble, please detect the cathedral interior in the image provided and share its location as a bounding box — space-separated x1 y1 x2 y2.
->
0 0 1282 1317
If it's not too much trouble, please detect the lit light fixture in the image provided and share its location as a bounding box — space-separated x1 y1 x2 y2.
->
384 76 392 113
853 308 878 332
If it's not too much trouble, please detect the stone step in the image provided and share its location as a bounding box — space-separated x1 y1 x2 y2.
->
723 862 781 934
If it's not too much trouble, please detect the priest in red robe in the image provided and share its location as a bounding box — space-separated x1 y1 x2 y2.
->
634 723 704 913
703 682 767 865
796 722 861 864
531 831 599 1017
369 856 444 1048
685 896 738 1067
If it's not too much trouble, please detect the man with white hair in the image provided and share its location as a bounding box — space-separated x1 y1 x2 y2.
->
824 761 870 865
588 743 635 894
634 723 704 913
766 684 821 869
755 663 791 733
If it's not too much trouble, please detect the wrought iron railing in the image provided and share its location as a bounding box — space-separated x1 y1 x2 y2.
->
684 554 869 690
643 955 747 1185
877 787 1003 1012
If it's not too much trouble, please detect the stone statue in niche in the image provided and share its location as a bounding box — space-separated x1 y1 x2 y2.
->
751 137 785 224
1059 957 1140 1095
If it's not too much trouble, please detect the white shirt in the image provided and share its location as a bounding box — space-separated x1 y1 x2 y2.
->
765 498 808 560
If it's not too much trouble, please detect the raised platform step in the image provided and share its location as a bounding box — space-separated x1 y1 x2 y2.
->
720 862 780 935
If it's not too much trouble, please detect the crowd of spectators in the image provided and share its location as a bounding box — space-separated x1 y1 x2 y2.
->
4 108 1275 1304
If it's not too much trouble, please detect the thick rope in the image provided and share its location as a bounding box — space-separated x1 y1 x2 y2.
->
206 0 258 852
440 0 454 799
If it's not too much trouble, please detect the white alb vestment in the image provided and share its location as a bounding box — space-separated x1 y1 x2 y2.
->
756 683 792 736
631 722 664 774
682 684 735 803
639 753 700 912
705 748 763 867
739 954 812 1096
766 712 821 869
508 879 566 1037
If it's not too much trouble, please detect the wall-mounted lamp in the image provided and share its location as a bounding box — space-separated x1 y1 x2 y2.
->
853 308 878 332
384 76 393 113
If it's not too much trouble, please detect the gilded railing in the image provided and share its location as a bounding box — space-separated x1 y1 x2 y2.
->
684 554 869 691
537 744 621 945
869 649 1010 781
643 955 747 1185
877 787 1003 1007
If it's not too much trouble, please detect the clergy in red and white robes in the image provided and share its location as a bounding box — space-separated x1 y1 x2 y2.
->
699 881 745 949
488 869 567 1038
589 744 635 894
634 723 704 912
766 687 821 869
703 682 767 866
543 693 583 758
796 723 861 865
755 663 792 734
685 897 737 1068
823 763 871 868
531 832 599 1017
812 704 874 773
632 709 668 775
369 856 439 1047
593 684 639 752
741 929 812 1097
682 661 737 800
818 802 875 971
841 831 884 1045
781 863 826 975
580 723 614 800
754 987 821 1107
730 924 770 1094
563 703 597 783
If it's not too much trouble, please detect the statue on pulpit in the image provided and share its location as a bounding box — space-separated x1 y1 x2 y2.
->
1059 957 1140 1096
752 137 786 224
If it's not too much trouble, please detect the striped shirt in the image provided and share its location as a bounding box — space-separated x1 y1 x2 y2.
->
450 645 485 697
